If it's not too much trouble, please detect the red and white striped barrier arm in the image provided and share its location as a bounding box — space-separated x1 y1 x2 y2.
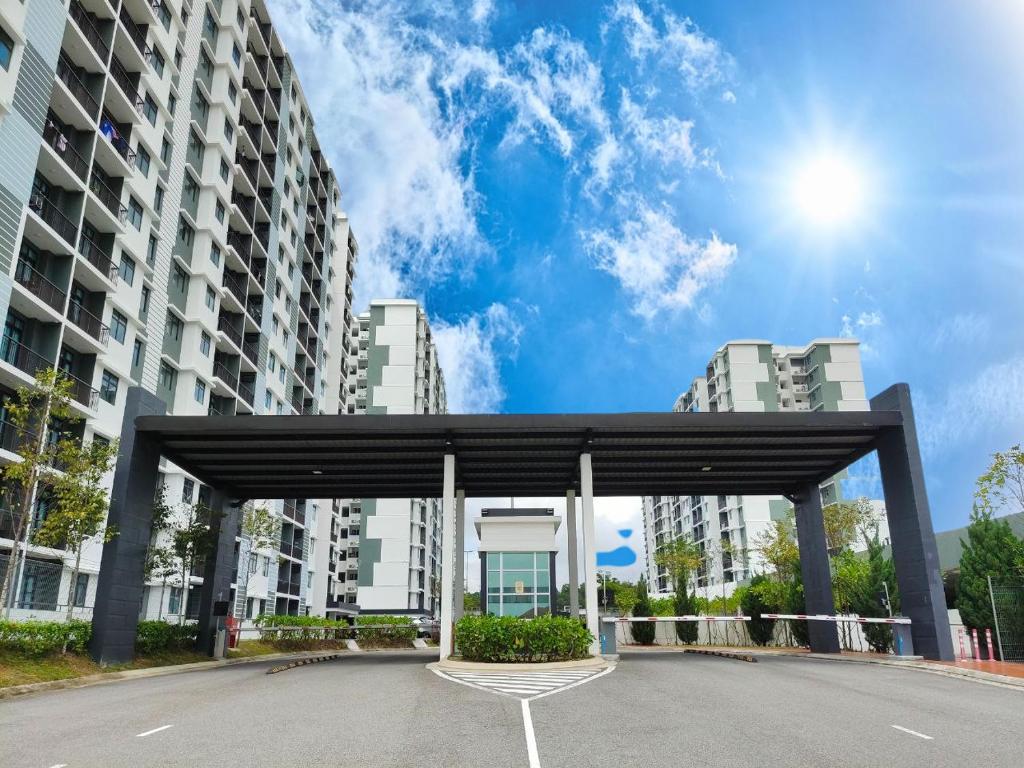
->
601 615 752 623
759 613 911 625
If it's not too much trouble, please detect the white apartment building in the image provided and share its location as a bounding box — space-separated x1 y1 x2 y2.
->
338 299 448 615
643 339 869 597
0 0 357 626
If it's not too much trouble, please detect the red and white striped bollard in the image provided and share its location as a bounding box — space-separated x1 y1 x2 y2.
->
971 628 980 660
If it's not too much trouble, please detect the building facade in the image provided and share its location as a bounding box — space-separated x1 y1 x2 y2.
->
476 508 560 618
642 339 869 597
0 0 357 625
340 299 447 615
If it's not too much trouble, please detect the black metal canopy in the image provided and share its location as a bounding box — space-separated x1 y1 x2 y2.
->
135 410 902 499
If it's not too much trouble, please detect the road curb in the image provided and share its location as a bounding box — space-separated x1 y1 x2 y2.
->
792 652 1024 689
267 653 342 674
432 656 610 673
684 648 756 663
0 650 345 701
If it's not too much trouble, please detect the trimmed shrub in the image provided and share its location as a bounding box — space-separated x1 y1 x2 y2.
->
741 576 777 646
135 621 199 654
456 614 593 662
673 589 698 644
0 620 92 657
254 614 351 649
355 615 416 646
630 578 656 645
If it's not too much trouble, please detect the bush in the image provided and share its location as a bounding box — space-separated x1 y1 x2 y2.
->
630 578 656 644
0 620 92 657
355 615 416 646
741 576 777 646
135 621 198 654
254 614 352 649
455 614 593 662
673 589 698 644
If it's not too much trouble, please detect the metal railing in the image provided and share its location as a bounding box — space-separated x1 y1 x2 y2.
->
56 54 99 118
217 315 243 347
42 123 88 181
241 339 258 365
99 112 137 165
222 270 247 304
28 194 78 246
0 337 53 378
0 420 36 454
213 360 237 389
237 378 255 405
69 0 110 63
79 233 118 281
64 370 100 409
67 301 111 344
14 260 66 313
118 5 149 56
88 173 128 222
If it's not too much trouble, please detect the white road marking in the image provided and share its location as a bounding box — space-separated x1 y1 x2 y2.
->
891 725 934 740
440 668 606 698
48 764 68 767
135 724 174 738
521 699 541 768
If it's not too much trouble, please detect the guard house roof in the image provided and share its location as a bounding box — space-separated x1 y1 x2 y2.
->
135 410 902 500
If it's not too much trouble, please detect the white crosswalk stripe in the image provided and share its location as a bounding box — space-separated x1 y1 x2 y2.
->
442 668 603 698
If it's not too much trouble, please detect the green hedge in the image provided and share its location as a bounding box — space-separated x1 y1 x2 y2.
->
455 615 593 663
0 619 92 657
355 615 416 645
135 621 199 654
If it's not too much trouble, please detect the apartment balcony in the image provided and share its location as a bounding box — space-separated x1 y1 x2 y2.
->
41 122 89 184
276 574 301 595
282 501 305 526
217 313 243 349
213 359 238 392
237 377 255 407
0 420 37 458
78 232 119 285
106 57 144 125
278 536 303 560
28 194 78 251
117 5 150 62
234 152 258 193
13 260 66 315
64 370 99 410
68 0 111 65
66 301 110 347
55 54 99 121
87 171 127 226
0 337 53 381
222 269 247 307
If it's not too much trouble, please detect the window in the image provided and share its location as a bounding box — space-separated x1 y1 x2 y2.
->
165 313 183 341
0 26 14 71
169 586 182 614
177 216 194 248
110 309 127 343
73 574 89 607
155 1 172 31
192 88 209 123
135 145 151 177
174 47 182 70
485 552 552 618
142 93 158 126
127 196 143 230
274 280 282 299
210 244 221 266
199 48 213 79
182 478 195 503
203 9 217 39
158 361 177 391
228 81 237 105
245 597 254 619
183 173 199 206
172 263 189 294
205 285 216 311
167 93 177 117
154 184 164 215
232 43 241 68
236 7 245 30
140 286 151 315
118 255 136 286
132 339 143 368
194 378 206 403
264 390 272 409
219 158 229 183
268 354 276 373
278 366 285 384
223 119 233 143
215 200 225 224
99 370 119 404
161 137 171 164
200 331 211 356
147 235 158 266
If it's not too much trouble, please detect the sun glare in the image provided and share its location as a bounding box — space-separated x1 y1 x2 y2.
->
792 153 865 227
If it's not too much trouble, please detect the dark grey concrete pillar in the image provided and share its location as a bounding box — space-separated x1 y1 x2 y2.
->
792 482 841 654
871 384 954 661
90 387 166 665
196 490 241 655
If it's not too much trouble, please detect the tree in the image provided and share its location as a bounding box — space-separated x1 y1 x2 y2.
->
655 537 702 643
611 580 637 616
463 591 481 613
822 497 878 555
630 577 656 644
170 501 223 625
144 485 177 621
752 516 800 584
852 532 900 653
234 504 277 619
0 370 78 618
33 436 119 632
957 505 1023 633
742 575 777 646
975 444 1024 578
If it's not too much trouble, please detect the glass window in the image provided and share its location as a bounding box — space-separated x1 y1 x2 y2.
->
154 184 164 214
127 197 143 230
205 285 216 311
147 235 158 265
118 255 135 286
136 145 151 177
132 339 143 368
140 285 151 315
73 574 89 607
0 26 14 71
99 370 119 404
228 81 237 105
232 43 241 68
152 48 165 78
110 309 127 343
215 200 225 223
194 378 206 403
219 158 229 182
161 137 171 164
142 93 158 126
224 119 233 143
200 331 211 356
158 361 177 390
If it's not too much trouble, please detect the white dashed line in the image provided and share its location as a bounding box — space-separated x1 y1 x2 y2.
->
521 699 541 768
135 724 174 738
48 764 68 767
891 725 933 740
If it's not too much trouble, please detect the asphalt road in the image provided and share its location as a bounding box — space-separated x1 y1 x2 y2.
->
2 649 1022 767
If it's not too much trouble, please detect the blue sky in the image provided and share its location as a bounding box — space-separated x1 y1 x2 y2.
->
270 0 1024 579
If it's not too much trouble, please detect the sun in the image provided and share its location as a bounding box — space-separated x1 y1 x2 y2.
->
792 153 865 227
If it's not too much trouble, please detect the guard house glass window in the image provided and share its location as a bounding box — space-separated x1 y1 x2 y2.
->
485 552 550 618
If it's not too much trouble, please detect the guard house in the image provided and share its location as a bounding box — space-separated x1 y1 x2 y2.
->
476 509 560 618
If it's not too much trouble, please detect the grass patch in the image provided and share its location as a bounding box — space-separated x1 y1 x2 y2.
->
0 648 214 689
228 641 282 658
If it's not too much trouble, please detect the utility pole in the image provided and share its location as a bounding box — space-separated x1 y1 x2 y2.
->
988 575 1005 661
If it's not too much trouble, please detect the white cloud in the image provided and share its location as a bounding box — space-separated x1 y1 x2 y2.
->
585 204 738 319
931 313 992 349
721 89 737 104
619 88 719 172
606 0 661 59
470 0 495 25
432 303 524 413
840 310 884 356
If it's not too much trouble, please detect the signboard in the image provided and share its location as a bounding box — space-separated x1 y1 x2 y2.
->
515 581 525 595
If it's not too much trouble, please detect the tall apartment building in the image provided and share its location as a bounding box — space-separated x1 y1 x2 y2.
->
0 0 357 625
642 339 868 596
333 299 447 615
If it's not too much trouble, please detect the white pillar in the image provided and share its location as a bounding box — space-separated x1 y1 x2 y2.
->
453 489 466 622
580 453 600 656
566 489 579 619
438 454 456 661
